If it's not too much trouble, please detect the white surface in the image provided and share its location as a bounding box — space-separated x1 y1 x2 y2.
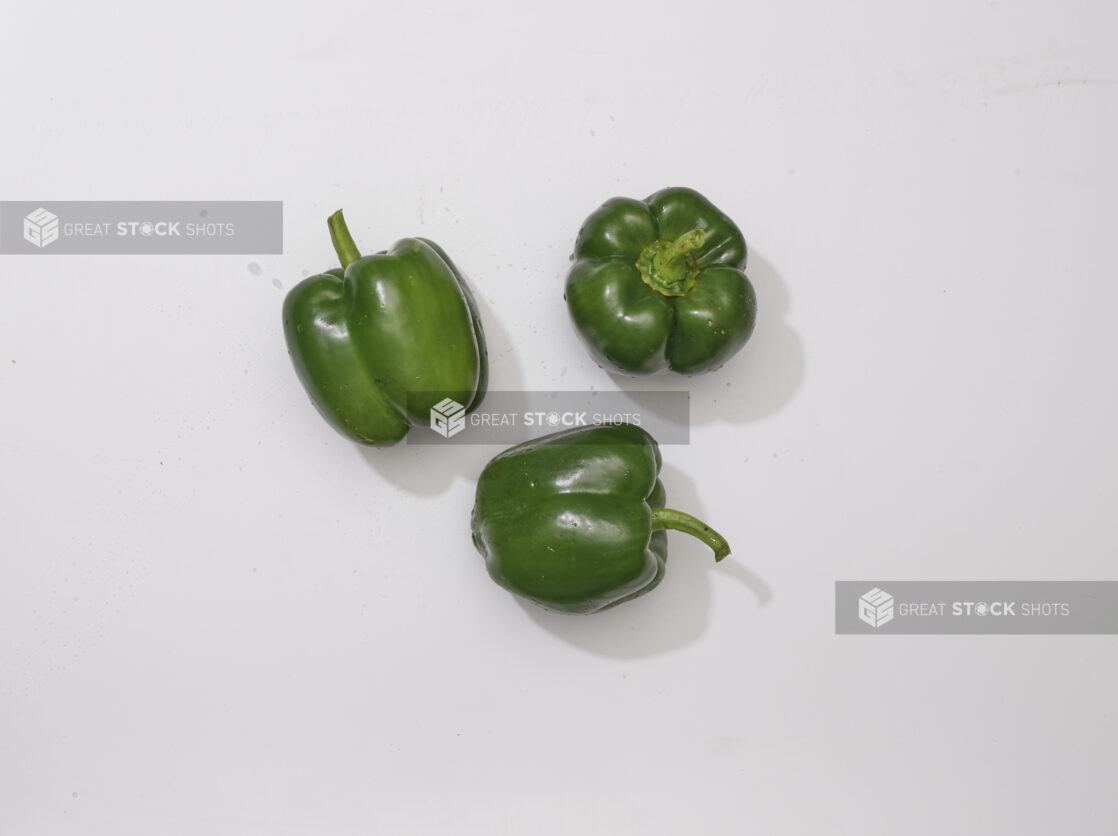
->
2 1 1117 833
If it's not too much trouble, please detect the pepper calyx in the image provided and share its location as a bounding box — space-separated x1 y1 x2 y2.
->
635 228 706 296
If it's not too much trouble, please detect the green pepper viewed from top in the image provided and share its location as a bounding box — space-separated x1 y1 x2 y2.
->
565 187 757 376
282 210 488 446
471 423 731 614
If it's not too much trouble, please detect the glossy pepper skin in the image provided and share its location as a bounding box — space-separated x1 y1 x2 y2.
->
471 423 731 614
283 210 487 445
565 187 757 376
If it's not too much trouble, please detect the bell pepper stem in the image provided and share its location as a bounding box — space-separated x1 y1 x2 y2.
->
650 507 731 561
328 209 362 270
656 228 706 270
636 228 707 297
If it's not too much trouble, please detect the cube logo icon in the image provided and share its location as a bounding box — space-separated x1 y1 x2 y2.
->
430 397 466 438
24 207 60 248
858 587 894 628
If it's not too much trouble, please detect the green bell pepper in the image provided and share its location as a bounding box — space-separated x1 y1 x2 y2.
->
470 423 731 614
565 187 757 376
283 210 488 446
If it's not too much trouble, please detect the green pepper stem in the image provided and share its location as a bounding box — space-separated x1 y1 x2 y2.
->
635 228 707 297
650 507 731 561
656 228 706 270
328 209 361 270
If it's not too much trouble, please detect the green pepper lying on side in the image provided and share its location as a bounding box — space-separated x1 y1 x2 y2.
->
565 187 757 376
471 423 731 614
283 210 488 446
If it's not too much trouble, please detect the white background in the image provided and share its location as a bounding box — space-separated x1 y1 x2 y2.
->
2 1 1116 833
